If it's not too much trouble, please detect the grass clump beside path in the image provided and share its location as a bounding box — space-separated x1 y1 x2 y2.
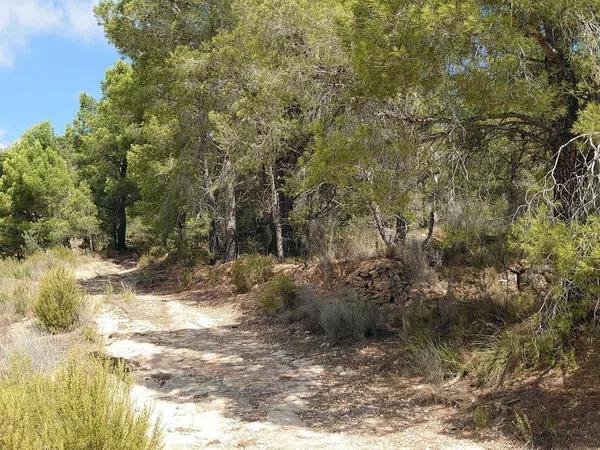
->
0 356 162 450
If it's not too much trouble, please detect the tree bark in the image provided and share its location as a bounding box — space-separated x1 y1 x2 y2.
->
394 215 409 244
422 209 435 248
115 156 128 250
537 24 583 221
268 163 284 262
203 154 219 257
223 156 237 262
115 201 127 250
370 202 394 248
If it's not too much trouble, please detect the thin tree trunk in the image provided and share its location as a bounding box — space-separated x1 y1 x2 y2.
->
115 157 128 250
204 155 219 256
370 202 393 249
394 215 409 244
268 164 284 262
223 156 237 262
422 209 435 248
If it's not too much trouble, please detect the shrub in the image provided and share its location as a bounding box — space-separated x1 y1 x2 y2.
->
231 254 274 293
293 289 385 343
138 253 157 269
0 357 162 450
404 338 462 385
178 268 195 289
258 275 296 314
394 238 437 283
119 284 137 302
512 409 533 446
287 288 323 331
33 267 83 333
318 300 357 343
47 246 76 264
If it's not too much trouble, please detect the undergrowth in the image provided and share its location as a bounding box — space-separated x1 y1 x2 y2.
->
281 287 386 344
0 356 162 450
231 254 274 293
258 274 296 314
0 248 77 325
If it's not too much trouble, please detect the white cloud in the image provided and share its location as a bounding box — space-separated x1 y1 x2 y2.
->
0 128 10 149
0 0 103 68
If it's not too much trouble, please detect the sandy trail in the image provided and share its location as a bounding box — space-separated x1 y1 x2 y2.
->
79 259 513 450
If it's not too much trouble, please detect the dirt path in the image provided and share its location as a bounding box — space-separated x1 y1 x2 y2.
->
80 259 515 450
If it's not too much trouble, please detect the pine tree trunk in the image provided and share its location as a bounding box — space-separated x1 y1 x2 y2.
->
116 202 127 250
223 157 237 262
394 215 409 244
268 164 284 262
536 26 582 221
551 128 583 221
203 155 219 257
370 202 393 249
115 156 128 250
422 209 435 248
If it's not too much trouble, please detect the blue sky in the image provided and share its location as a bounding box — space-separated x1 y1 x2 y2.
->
0 1 119 148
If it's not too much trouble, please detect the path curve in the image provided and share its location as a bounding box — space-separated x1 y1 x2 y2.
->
80 259 514 450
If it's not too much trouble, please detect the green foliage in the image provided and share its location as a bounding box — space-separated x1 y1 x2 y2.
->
472 405 491 430
258 274 296 314
0 248 78 325
0 123 98 255
71 63 142 250
0 357 162 450
441 198 513 267
513 211 600 299
33 267 83 333
573 102 600 136
231 254 274 293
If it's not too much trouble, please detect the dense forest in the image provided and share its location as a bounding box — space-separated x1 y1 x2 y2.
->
0 0 595 261
1 1 600 447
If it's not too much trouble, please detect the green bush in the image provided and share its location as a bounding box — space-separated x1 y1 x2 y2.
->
33 267 83 333
231 254 274 293
514 211 600 301
258 275 296 314
0 357 162 450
